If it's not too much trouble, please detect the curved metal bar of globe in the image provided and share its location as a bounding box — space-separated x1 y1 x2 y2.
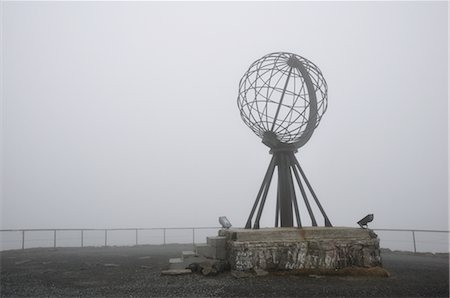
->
293 158 332 227
245 155 277 229
270 66 293 132
290 56 318 150
252 154 278 229
289 153 318 226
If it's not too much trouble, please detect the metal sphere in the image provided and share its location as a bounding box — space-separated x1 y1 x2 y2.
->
237 52 328 147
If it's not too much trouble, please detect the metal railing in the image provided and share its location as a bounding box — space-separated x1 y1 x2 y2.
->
0 227 448 253
372 228 449 253
0 227 220 251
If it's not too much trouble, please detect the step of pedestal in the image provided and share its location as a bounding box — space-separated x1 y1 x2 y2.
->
182 251 197 260
169 258 183 264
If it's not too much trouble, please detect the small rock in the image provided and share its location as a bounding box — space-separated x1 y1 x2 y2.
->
187 263 200 273
308 274 323 279
161 269 192 275
103 263 119 267
253 268 268 276
202 266 217 276
200 262 217 276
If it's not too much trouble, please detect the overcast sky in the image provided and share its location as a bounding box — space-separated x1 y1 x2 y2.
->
1 1 448 231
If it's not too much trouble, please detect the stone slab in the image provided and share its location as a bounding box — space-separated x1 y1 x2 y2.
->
219 227 372 242
161 269 192 275
181 251 197 259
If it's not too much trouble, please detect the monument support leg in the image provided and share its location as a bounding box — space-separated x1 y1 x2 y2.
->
294 158 332 227
287 163 302 228
245 155 276 229
289 154 318 227
279 152 294 227
246 151 332 229
275 182 280 227
252 156 277 229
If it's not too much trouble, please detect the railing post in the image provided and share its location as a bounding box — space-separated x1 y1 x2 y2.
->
192 228 195 245
412 230 417 253
53 230 57 248
104 229 107 247
135 229 138 246
163 228 166 245
81 230 84 248
22 230 25 250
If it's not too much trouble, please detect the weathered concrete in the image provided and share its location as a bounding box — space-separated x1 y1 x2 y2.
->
207 236 226 247
220 227 382 271
195 236 227 260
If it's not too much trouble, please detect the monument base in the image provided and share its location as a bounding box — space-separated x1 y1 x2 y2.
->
218 227 382 271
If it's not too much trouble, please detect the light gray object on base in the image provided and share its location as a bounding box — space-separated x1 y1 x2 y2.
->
219 216 232 229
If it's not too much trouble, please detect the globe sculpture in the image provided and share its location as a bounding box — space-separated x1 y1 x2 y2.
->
238 52 332 229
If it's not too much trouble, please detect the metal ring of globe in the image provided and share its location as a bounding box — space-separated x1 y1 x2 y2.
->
237 52 328 149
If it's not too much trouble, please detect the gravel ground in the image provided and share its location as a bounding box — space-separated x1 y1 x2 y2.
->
1 244 448 297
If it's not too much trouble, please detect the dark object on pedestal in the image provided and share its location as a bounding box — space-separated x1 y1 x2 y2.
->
357 214 374 229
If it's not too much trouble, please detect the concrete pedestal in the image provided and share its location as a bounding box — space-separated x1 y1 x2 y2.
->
219 227 382 271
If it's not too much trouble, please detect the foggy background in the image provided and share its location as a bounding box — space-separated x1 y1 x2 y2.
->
1 1 448 249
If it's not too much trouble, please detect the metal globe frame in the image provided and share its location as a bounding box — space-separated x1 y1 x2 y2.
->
237 52 332 229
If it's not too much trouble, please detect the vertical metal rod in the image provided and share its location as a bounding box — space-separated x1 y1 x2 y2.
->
253 157 277 229
412 230 417 253
22 230 25 250
279 153 293 227
295 160 332 227
81 230 84 248
163 228 166 245
135 229 138 246
246 155 276 229
104 229 107 247
192 228 195 245
287 165 301 228
290 155 317 226
275 181 280 227
271 66 293 131
54 230 56 248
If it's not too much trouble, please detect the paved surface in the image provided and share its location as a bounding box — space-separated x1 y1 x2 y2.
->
1 244 448 297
